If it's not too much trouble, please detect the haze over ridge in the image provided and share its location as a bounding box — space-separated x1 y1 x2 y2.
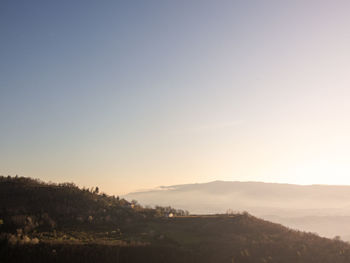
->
125 180 350 240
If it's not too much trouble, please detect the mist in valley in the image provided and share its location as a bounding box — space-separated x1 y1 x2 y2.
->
125 181 350 240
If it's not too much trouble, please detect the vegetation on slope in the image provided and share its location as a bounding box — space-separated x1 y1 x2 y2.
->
1 176 350 263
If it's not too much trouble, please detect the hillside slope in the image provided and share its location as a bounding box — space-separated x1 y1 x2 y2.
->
2 176 350 263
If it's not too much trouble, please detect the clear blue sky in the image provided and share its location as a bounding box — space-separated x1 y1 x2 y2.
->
2 1 350 194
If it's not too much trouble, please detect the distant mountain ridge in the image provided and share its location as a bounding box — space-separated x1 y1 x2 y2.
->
124 180 350 240
125 180 350 214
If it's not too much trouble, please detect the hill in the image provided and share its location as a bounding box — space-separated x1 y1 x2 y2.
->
124 180 350 239
2 176 350 262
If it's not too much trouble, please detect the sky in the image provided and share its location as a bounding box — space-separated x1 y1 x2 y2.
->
1 0 350 195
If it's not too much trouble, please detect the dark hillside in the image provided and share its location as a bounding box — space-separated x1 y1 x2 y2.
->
0 177 133 235
0 176 186 234
1 176 350 263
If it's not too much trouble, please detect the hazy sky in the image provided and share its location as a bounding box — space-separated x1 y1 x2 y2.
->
1 1 350 194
